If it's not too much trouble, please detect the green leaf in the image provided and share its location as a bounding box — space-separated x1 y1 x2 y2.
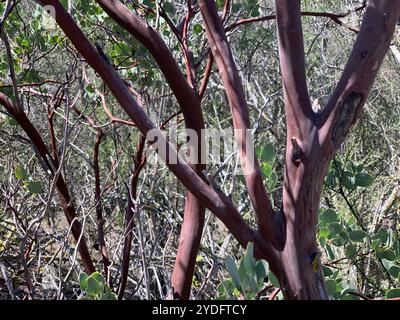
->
244 242 255 273
7 117 19 127
85 84 95 94
325 170 337 188
389 266 400 278
348 230 368 242
193 24 203 35
15 166 28 180
319 228 330 239
345 244 357 259
268 171 278 190
232 3 241 13
381 259 400 278
325 279 337 296
331 235 346 247
224 256 241 289
258 143 275 163
333 160 343 174
101 287 117 300
354 164 364 173
216 0 225 9
326 243 335 260
218 279 235 299
341 171 355 190
86 276 102 297
374 228 389 244
26 181 42 194
355 172 374 187
163 2 176 14
320 209 337 224
386 288 400 299
268 270 280 288
238 259 247 285
91 272 105 285
247 274 258 294
260 162 272 179
250 8 259 17
255 260 269 283
323 266 333 277
79 272 89 291
376 248 396 261
328 222 343 236
141 0 155 9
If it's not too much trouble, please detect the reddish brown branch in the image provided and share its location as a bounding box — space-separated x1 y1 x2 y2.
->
181 2 196 87
0 79 67 89
268 288 281 300
276 0 314 124
225 3 367 33
198 0 277 245
93 129 111 283
198 53 214 100
97 89 136 127
118 134 146 300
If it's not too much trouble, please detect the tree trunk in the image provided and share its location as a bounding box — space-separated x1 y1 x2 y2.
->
280 150 329 299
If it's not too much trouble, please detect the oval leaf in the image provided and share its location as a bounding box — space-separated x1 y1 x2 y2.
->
325 279 337 296
224 256 241 289
79 272 89 290
268 270 280 288
349 230 368 242
244 242 255 273
355 172 374 187
26 181 42 194
321 209 337 224
91 272 105 285
345 244 357 260
15 166 28 180
86 277 102 297
342 171 355 190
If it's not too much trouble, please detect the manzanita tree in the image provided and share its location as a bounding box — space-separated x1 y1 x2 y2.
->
0 0 399 300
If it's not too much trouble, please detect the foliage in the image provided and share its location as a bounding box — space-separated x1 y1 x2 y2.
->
217 242 278 300
79 272 117 300
319 158 400 300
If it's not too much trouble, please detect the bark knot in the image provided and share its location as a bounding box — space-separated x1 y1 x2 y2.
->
331 91 364 148
291 137 305 164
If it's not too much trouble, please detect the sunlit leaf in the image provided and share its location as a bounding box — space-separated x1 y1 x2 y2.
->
15 166 28 180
